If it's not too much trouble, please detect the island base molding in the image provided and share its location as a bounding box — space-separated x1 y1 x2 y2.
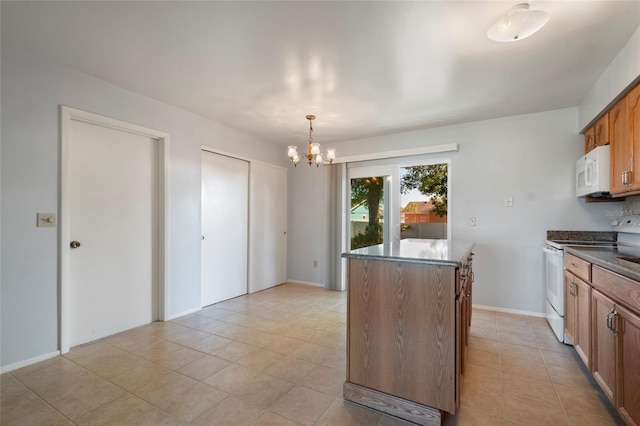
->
343 382 442 426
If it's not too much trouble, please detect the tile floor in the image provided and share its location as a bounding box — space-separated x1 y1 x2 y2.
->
0 283 624 425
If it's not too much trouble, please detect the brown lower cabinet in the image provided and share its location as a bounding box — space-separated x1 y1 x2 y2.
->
562 254 640 426
616 304 640 426
564 271 591 368
591 289 617 403
343 252 473 425
591 280 640 426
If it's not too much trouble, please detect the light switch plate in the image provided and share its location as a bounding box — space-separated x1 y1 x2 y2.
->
468 217 476 227
504 196 513 207
37 213 57 227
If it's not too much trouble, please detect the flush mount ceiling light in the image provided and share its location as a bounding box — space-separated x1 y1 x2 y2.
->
287 115 336 167
487 3 550 42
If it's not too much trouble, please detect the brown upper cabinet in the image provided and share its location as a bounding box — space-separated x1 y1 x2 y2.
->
610 83 640 196
594 113 610 147
585 112 611 154
584 125 596 153
610 95 630 195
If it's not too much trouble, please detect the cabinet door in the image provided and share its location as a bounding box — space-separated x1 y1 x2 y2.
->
564 271 578 345
592 289 617 404
610 95 630 195
574 278 591 369
584 126 596 153
617 304 640 426
594 113 609 147
628 84 640 191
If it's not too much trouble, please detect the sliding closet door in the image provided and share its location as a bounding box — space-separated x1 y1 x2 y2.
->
249 162 287 292
201 150 249 306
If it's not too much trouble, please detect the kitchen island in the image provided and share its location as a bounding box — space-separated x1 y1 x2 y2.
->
342 239 474 425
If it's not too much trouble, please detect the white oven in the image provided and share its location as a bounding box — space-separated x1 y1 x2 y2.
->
543 242 566 342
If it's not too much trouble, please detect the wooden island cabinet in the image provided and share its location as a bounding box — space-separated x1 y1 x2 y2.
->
342 239 474 426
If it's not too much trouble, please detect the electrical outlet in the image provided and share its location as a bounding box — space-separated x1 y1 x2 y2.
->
37 213 57 227
504 196 513 207
468 217 476 227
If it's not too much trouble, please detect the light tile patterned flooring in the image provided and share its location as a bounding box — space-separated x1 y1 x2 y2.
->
0 283 624 425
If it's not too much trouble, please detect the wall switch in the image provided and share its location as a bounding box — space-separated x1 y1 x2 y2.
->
468 217 476 227
313 260 318 268
37 213 57 227
504 196 513 207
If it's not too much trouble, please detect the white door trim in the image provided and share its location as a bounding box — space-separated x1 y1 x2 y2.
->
59 105 171 354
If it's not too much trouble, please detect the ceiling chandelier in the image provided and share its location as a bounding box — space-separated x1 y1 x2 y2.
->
287 115 336 167
487 3 550 42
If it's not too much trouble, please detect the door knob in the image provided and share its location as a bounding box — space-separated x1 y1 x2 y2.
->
70 241 81 249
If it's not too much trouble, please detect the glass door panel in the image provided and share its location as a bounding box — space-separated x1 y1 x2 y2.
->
350 176 386 250
400 164 448 240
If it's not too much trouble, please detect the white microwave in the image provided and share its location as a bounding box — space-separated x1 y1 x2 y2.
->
576 145 610 197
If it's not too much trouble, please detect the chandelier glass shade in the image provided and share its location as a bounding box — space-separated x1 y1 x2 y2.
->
288 115 336 167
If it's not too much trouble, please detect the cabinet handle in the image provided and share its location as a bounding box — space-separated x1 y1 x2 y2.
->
570 263 578 269
606 309 619 336
622 171 628 186
571 282 577 296
628 170 633 186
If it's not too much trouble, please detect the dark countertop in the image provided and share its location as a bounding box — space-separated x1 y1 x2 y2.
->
547 230 617 243
342 239 475 267
564 244 640 283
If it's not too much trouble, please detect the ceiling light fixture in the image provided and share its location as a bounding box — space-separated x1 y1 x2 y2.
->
487 3 550 42
287 115 336 167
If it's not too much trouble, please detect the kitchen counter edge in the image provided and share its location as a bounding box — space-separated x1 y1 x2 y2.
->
341 239 475 268
564 245 640 283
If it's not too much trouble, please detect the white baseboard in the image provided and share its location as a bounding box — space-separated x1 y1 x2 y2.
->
1 350 60 374
473 304 546 318
167 306 202 321
286 279 326 288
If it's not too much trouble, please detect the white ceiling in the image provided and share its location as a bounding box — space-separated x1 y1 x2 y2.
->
2 1 639 146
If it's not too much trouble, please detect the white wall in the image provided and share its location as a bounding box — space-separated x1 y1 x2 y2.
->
288 108 621 314
578 24 640 130
286 163 330 286
0 49 289 368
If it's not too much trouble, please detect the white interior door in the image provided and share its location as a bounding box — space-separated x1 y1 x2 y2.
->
201 151 249 306
249 163 287 293
69 119 158 347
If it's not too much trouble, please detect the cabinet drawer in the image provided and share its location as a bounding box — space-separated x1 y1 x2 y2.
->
592 265 640 315
565 253 591 282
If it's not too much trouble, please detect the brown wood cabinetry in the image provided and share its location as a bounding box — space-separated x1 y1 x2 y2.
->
591 289 617 403
629 85 640 193
610 84 640 196
595 113 610 148
584 113 610 154
346 258 456 413
558 249 640 425
585 125 596 153
610 95 629 195
616 304 640 426
343 246 474 425
564 252 591 282
564 270 591 368
590 264 640 426
458 256 473 376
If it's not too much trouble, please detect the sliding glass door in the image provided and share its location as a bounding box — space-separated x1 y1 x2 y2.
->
347 160 449 250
